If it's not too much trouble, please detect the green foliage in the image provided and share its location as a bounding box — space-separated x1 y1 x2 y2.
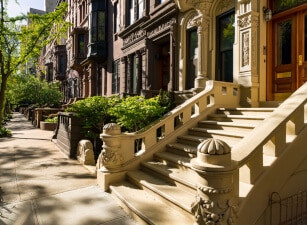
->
7 74 62 107
67 92 173 136
67 96 111 138
0 1 69 128
109 96 166 132
44 117 58 123
0 126 11 137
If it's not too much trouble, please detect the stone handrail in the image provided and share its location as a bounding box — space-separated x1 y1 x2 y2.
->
231 82 307 183
97 81 240 186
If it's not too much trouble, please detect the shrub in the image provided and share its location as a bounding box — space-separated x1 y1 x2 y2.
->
0 127 12 137
109 95 166 132
44 117 58 123
67 96 111 138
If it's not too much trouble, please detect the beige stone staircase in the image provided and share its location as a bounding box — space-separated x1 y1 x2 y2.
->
109 107 275 225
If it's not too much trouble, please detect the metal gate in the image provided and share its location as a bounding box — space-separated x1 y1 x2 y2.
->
270 191 307 225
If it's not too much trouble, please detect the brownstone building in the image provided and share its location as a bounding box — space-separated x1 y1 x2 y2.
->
39 0 179 102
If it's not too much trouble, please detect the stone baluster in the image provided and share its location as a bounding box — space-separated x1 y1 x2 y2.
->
191 138 239 225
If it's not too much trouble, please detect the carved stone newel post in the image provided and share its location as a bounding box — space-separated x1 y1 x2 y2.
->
191 138 239 225
96 123 124 191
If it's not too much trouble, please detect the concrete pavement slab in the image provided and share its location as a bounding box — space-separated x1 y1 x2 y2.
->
0 113 138 225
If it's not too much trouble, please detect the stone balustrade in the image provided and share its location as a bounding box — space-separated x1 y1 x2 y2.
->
97 80 241 190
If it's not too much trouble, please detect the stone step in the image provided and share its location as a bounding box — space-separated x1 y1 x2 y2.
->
110 181 195 225
126 170 195 218
154 151 193 169
207 113 267 124
216 107 275 116
197 120 256 132
177 134 240 147
188 127 247 139
141 161 198 192
165 142 197 157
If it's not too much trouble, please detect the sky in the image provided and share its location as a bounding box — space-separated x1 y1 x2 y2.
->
7 0 45 17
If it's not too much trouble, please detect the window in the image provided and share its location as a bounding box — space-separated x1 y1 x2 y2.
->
131 55 138 94
274 0 307 12
47 66 53 82
112 60 120 94
114 2 120 33
186 28 198 89
216 9 234 82
127 0 144 26
97 67 102 96
58 55 66 73
91 11 105 42
138 0 144 19
78 34 85 57
90 0 106 42
128 0 134 25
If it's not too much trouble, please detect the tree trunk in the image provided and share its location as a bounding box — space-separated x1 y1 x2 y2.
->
0 74 9 128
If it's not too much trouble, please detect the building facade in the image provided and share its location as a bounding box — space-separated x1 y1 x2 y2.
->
39 0 307 106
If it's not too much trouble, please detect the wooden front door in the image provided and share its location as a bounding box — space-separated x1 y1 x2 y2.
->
269 6 307 100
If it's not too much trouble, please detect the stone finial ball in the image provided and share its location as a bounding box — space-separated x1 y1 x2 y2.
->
197 138 231 155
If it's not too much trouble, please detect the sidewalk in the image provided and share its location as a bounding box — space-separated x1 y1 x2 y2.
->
0 112 138 225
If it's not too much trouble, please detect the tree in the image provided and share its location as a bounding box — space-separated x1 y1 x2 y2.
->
7 74 62 107
0 0 69 126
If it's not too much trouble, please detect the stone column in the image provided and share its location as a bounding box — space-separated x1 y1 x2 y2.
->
190 2 211 90
191 138 239 225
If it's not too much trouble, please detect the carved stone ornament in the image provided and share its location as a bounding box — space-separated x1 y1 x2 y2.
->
123 29 146 47
147 18 177 38
191 191 238 225
192 138 232 169
238 12 259 29
217 0 235 14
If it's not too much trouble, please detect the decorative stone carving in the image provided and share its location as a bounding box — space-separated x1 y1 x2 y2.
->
217 0 235 14
123 29 146 47
96 123 123 171
191 138 238 225
77 139 95 166
194 138 231 167
242 31 250 67
238 12 259 29
147 18 177 38
192 190 238 225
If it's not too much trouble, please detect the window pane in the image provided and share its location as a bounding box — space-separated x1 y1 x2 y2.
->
138 0 143 19
92 12 97 42
277 19 292 65
98 11 105 41
132 55 137 93
129 0 134 25
114 2 119 33
219 14 234 51
186 28 198 89
78 34 85 57
112 60 120 94
274 0 307 12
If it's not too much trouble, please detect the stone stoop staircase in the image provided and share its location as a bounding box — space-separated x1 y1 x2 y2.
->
109 107 275 225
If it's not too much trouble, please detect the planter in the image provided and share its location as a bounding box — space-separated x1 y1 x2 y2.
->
40 121 57 131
